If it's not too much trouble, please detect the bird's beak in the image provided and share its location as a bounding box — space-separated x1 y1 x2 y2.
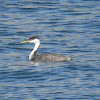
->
20 40 29 43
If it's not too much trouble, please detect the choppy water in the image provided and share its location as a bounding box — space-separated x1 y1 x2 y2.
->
0 0 100 100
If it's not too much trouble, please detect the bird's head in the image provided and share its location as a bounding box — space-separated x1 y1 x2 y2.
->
20 36 40 44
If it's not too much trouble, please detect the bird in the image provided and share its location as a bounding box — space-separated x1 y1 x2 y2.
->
20 36 72 62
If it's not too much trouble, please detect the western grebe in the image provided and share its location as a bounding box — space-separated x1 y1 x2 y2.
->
20 36 72 62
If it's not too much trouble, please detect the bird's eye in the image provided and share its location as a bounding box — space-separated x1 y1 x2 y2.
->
30 39 33 41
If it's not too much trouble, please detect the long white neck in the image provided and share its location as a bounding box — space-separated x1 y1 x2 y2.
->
29 41 40 60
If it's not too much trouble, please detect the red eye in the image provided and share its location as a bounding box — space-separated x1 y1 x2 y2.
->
30 39 32 41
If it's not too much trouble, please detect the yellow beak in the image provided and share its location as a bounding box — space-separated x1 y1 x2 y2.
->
20 40 29 43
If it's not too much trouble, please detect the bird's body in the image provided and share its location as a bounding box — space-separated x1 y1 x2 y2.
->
21 36 72 62
30 53 72 62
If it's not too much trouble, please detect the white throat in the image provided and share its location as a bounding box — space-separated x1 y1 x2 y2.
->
29 39 40 60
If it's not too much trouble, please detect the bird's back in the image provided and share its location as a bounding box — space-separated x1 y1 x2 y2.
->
33 53 72 62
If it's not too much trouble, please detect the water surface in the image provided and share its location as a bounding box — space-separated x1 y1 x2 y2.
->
0 0 100 100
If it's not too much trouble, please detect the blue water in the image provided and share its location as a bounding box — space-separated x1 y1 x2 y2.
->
0 0 100 100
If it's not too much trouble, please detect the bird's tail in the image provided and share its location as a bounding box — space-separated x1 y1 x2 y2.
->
65 56 72 61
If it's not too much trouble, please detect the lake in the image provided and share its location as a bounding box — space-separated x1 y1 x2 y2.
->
0 0 100 100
